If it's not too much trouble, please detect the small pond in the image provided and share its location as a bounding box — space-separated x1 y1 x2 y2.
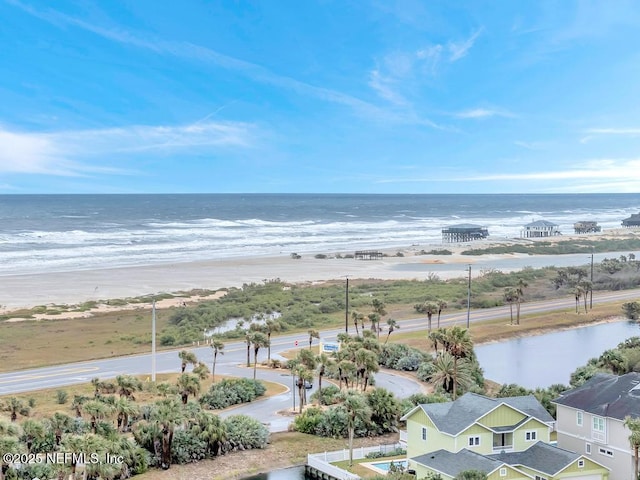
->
475 319 639 389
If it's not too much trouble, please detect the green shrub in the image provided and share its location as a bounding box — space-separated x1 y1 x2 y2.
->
56 390 68 404
200 378 266 409
171 429 207 464
224 414 269 450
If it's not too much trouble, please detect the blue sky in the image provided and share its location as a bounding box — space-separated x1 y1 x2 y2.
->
1 0 640 194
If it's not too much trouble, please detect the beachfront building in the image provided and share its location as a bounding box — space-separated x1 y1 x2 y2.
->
622 213 640 227
574 221 602 234
522 220 560 238
402 393 608 479
441 224 489 243
553 372 640 480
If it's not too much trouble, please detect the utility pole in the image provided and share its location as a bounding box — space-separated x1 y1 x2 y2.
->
466 265 472 329
151 300 156 382
590 252 594 310
345 276 349 333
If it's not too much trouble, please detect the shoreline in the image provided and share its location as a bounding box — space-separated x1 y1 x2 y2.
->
1 230 638 312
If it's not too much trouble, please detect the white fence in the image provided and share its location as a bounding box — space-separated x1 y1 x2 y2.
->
307 443 403 480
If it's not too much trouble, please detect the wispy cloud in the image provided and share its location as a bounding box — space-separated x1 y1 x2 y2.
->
374 158 640 192
585 127 640 135
0 120 256 176
448 28 484 62
368 69 407 106
8 0 432 127
454 107 514 119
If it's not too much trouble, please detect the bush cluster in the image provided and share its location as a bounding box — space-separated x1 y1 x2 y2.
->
199 378 266 409
379 343 429 371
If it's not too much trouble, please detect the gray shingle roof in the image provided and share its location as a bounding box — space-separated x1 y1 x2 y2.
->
489 442 581 476
412 449 504 477
420 393 554 435
553 372 640 420
525 220 558 228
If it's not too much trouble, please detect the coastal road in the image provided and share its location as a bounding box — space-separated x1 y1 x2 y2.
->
1 288 638 429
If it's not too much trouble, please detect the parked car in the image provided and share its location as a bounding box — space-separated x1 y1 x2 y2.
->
304 380 313 389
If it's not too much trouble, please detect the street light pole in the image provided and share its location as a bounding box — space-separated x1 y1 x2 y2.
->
151 300 156 382
590 252 594 310
345 276 349 333
466 265 471 329
292 374 296 412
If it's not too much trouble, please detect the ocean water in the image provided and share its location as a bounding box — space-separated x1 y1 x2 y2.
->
1 193 639 276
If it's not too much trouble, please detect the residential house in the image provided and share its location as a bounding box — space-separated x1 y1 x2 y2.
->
622 213 640 228
522 220 561 238
553 372 640 480
402 393 609 480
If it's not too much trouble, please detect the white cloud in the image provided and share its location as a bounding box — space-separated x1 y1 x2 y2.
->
448 28 484 62
585 128 640 135
368 69 407 106
0 120 256 176
454 108 514 119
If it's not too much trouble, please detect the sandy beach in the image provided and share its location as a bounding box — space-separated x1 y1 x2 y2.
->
2 232 637 313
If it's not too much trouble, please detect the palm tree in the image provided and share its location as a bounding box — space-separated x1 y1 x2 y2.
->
343 390 372 466
194 411 227 457
178 350 199 373
428 328 446 355
436 299 448 328
264 319 281 363
192 362 210 380
0 420 22 480
2 397 28 422
371 298 387 339
440 326 474 400
579 280 591 313
21 418 45 453
515 279 528 325
177 373 201 404
431 351 472 399
367 312 380 337
308 329 320 349
384 318 399 345
114 397 138 432
211 338 225 382
351 310 364 337
48 412 72 447
293 366 313 413
116 374 142 400
503 287 517 325
152 398 184 469
316 353 332 393
423 301 438 332
626 416 640 480
250 331 270 380
82 399 115 433
574 285 583 314
0 435 22 480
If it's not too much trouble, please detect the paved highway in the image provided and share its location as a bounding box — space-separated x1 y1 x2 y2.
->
1 288 638 431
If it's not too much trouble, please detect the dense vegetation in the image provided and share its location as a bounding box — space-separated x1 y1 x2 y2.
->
158 251 640 346
0 351 270 479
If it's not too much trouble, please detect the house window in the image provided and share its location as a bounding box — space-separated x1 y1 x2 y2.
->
578 459 585 468
592 416 606 442
598 447 614 457
468 435 480 447
421 427 427 441
499 468 507 477
576 410 583 426
585 443 591 455
525 430 537 441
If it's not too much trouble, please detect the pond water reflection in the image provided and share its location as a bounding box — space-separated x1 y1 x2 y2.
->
475 319 639 389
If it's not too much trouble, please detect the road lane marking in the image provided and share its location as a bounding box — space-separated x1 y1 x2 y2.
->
0 367 100 385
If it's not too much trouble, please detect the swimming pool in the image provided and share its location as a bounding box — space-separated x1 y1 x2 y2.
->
365 459 408 473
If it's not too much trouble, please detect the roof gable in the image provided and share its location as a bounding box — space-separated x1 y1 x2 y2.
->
413 448 505 478
418 393 553 435
489 442 581 476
